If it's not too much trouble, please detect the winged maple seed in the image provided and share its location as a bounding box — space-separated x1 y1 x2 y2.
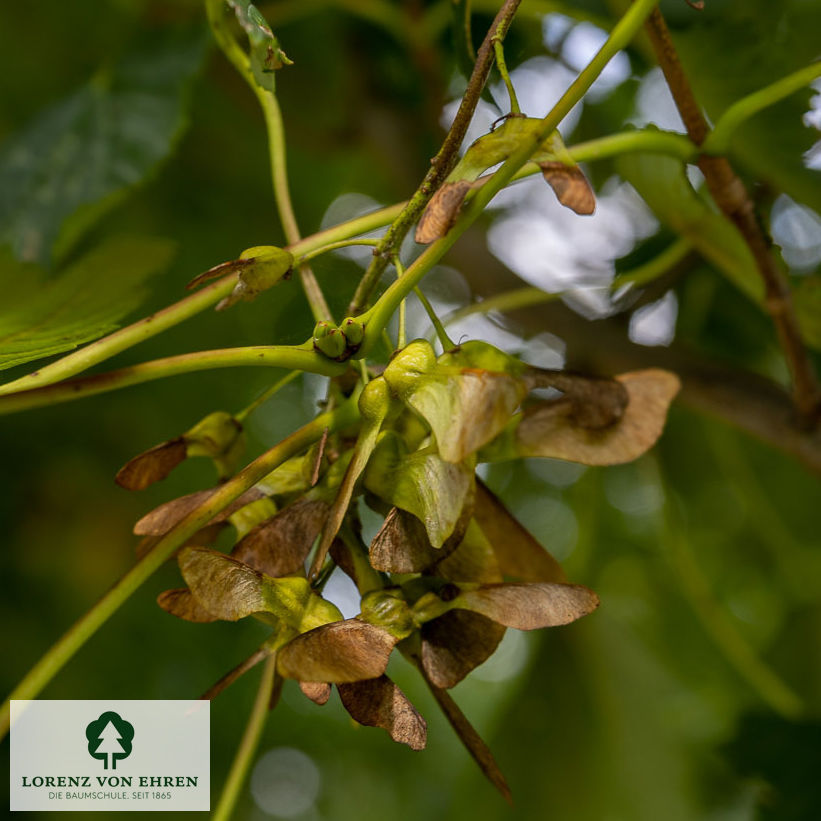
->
117 338 679 797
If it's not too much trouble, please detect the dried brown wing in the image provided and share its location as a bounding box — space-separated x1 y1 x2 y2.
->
232 497 330 576
539 162 596 215
454 582 599 630
186 257 252 290
300 681 332 705
277 619 397 683
524 369 629 430
338 676 427 750
517 369 680 465
421 610 505 688
115 437 188 491
415 180 473 244
473 479 565 583
134 486 266 535
156 588 218 623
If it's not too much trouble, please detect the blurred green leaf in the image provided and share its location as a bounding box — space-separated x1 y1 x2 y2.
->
0 235 175 371
675 2 821 213
0 26 206 266
724 713 821 820
618 150 764 302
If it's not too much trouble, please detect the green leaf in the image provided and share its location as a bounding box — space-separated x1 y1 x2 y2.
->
617 150 764 302
675 3 821 214
0 236 176 371
0 27 207 266
364 433 474 548
226 0 292 94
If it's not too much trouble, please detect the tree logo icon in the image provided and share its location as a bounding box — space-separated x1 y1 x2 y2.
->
85 711 134 770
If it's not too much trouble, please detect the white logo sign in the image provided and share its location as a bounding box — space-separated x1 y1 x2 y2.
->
10 700 210 811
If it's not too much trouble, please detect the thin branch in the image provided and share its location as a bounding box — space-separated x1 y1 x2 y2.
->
0 345 345 416
0 202 404 395
346 0 524 316
644 7 820 425
206 0 331 322
201 647 271 700
705 61 821 155
212 654 279 821
257 93 333 322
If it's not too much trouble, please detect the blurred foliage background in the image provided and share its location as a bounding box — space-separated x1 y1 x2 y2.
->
1 0 820 819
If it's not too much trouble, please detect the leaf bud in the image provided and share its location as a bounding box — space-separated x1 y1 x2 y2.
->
314 327 346 359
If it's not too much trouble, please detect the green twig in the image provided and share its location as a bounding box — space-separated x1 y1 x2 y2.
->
704 61 821 155
257 93 332 322
212 654 278 821
414 287 455 349
206 0 331 322
0 345 345 416
441 237 692 325
0 398 360 739
493 38 521 114
297 238 382 265
0 202 404 395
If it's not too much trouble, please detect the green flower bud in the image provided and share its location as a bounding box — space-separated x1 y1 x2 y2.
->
340 316 365 347
314 327 346 359
313 320 334 340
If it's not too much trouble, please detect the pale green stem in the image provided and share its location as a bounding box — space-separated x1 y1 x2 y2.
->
443 236 692 324
256 92 332 322
704 61 821 155
235 370 302 422
414 287 456 349
298 238 382 265
0 345 345 416
206 0 331 322
0 398 359 739
0 202 404 395
493 39 521 114
657 467 804 720
212 654 278 821
357 0 662 351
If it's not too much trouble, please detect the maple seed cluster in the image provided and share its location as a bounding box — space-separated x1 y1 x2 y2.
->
117 338 679 798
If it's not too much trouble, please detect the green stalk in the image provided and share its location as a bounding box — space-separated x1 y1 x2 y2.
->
0 345 345 416
358 0 661 351
256 92 332 322
206 0 331 322
212 654 278 821
0 398 360 739
704 61 821 155
493 39 521 114
0 203 404 396
442 237 692 325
